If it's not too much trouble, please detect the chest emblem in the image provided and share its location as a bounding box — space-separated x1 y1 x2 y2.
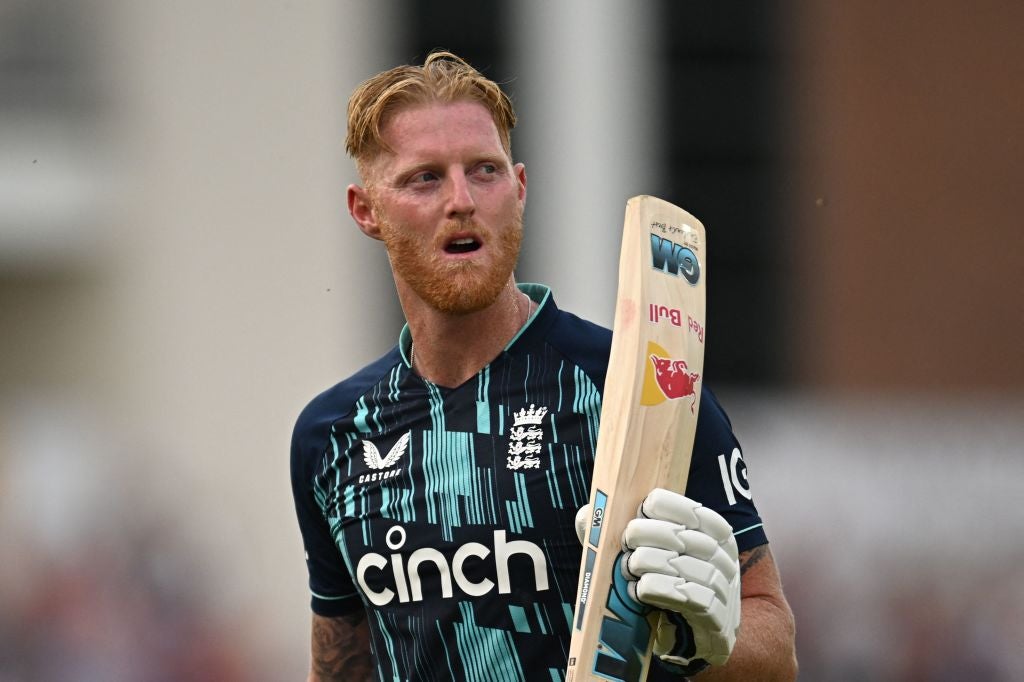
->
359 431 410 483
507 404 548 470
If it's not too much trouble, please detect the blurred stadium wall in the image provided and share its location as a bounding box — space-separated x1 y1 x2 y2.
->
1 1 1021 680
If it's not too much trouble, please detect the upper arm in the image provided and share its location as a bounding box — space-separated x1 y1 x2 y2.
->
309 611 373 682
292 417 362 613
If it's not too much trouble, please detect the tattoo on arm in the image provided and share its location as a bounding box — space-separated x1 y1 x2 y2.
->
739 545 769 576
311 611 373 681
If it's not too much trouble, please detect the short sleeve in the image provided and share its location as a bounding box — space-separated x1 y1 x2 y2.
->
684 387 768 553
290 402 364 616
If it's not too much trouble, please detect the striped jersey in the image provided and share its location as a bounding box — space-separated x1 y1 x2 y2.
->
291 284 767 682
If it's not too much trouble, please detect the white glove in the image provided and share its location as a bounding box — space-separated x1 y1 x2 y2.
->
625 488 741 668
574 489 741 669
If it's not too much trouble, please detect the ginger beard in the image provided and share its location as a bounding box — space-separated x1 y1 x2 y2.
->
377 206 524 315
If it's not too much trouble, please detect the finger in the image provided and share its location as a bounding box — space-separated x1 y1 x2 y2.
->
667 555 732 604
639 576 733 643
622 518 685 552
574 504 591 545
672 530 725 564
678 542 738 584
676 583 730 634
625 547 734 606
621 546 677 580
633 573 716 614
623 520 721 558
692 506 736 547
640 488 702 527
637 490 737 549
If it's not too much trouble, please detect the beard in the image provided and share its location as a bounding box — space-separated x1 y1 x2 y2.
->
377 207 524 315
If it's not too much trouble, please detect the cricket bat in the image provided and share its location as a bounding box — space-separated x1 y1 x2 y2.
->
565 195 707 682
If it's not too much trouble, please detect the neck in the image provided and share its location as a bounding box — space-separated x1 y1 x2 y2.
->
402 279 534 388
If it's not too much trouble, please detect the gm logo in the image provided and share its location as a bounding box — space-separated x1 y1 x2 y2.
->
651 234 700 285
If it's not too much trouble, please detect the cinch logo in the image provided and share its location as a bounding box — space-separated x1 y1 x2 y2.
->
355 525 550 606
651 234 701 285
358 431 409 484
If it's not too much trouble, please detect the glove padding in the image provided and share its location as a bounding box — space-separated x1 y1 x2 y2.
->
574 489 741 668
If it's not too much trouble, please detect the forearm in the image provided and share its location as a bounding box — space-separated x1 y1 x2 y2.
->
308 611 374 682
694 595 797 681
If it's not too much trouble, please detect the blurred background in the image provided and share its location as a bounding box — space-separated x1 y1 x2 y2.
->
1 0 1021 679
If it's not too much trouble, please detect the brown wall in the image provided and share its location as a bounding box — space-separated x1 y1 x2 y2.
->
790 0 1023 390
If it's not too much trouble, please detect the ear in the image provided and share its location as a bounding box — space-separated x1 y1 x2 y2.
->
514 162 527 204
347 184 383 241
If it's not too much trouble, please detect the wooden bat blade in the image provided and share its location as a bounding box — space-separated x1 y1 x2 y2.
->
566 195 707 682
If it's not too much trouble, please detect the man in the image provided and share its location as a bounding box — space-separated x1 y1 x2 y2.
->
291 51 797 681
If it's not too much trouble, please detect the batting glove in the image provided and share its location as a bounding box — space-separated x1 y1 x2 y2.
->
574 488 741 672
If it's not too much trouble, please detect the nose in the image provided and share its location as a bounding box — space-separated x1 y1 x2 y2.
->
445 169 475 218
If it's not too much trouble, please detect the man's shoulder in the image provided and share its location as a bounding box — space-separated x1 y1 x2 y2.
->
291 347 403 451
694 385 736 449
545 306 613 390
549 306 612 340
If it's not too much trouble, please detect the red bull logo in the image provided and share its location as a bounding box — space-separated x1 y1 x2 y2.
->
650 356 700 401
640 341 700 411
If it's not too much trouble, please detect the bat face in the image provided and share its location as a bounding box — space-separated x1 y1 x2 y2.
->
566 196 707 682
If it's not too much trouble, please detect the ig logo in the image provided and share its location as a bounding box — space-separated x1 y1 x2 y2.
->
717 447 752 505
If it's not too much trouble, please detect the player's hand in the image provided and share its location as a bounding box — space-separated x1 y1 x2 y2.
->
573 489 741 670
624 488 740 669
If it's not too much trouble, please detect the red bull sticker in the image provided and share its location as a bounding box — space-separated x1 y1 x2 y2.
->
640 341 700 411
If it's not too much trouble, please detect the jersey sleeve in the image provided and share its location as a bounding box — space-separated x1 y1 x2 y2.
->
685 387 768 553
290 397 364 617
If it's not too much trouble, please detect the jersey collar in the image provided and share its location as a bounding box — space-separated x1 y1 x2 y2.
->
398 283 557 369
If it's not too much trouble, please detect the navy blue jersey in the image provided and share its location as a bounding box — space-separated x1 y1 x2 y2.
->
291 284 766 682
